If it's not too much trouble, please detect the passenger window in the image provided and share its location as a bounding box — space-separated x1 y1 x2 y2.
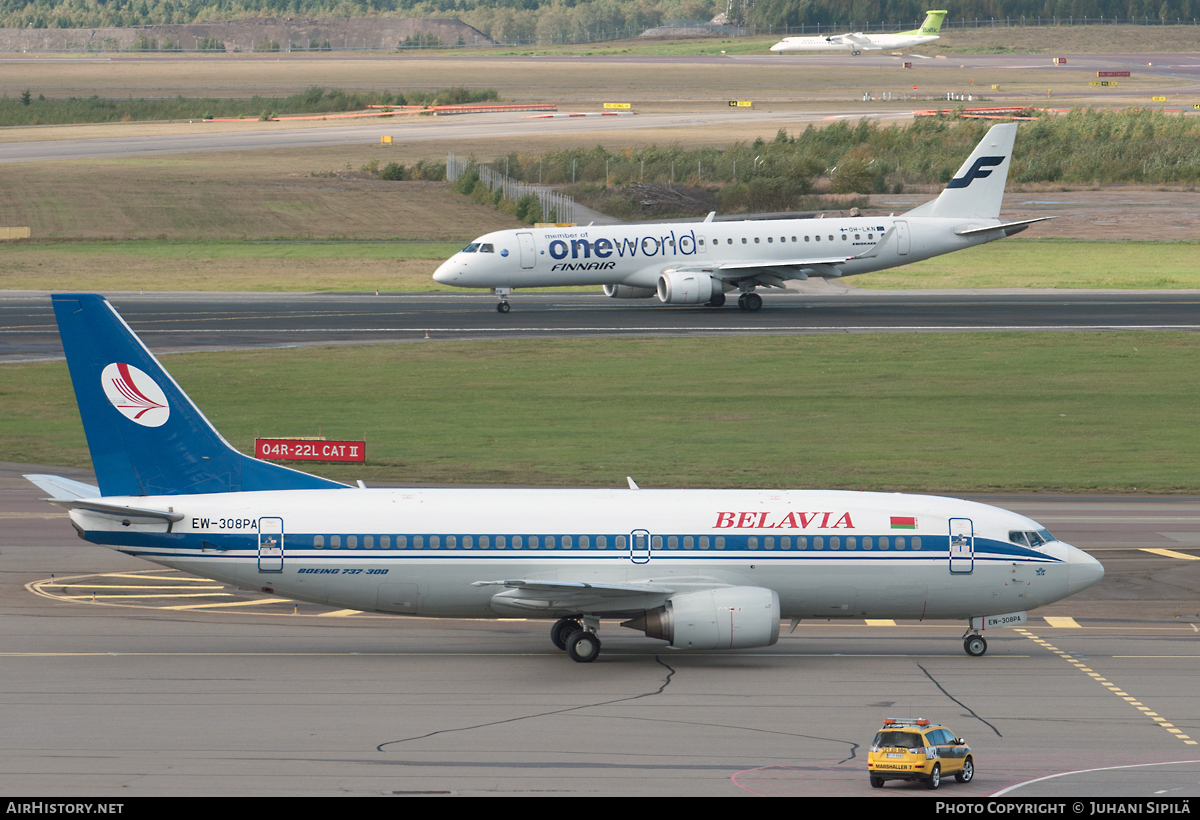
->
495 535 505 548
668 535 679 549
513 535 524 548
652 535 663 550
430 535 440 548
314 535 325 548
480 244 494 253
767 237 773 243
798 536 807 550
364 535 374 549
699 238 705 246
863 536 873 550
748 536 759 549
741 238 747 244
828 235 834 241
398 534 407 548
479 535 489 548
831 536 841 550
597 535 607 549
728 238 733 244
562 535 572 548
754 237 760 244
791 236 796 242
781 536 791 550
879 536 888 550
841 235 848 241
780 237 786 243
765 536 775 550
805 236 810 241
895 537 905 550
815 235 820 241
912 537 922 550
847 536 856 550
714 536 724 549
617 535 628 549
462 535 472 549
854 234 860 240
347 535 358 549
868 233 874 240
446 535 456 548
814 536 824 550
682 536 692 550
331 535 341 549
381 535 390 549
579 535 589 549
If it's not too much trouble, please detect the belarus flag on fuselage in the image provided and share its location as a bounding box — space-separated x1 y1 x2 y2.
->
890 516 917 529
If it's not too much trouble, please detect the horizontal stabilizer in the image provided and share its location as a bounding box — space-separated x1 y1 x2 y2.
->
48 498 185 524
954 216 1057 236
24 474 100 500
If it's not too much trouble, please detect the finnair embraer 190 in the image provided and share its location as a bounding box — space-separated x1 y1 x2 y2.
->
770 10 947 56
30 294 1103 663
434 122 1050 313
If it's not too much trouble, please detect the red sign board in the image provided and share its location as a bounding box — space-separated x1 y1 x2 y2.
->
1097 71 1131 78
256 439 365 463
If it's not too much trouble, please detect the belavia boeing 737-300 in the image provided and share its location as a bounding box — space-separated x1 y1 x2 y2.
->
434 122 1049 312
770 10 947 56
29 294 1103 662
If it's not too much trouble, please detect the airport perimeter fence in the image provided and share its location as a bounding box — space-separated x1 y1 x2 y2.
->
446 153 576 226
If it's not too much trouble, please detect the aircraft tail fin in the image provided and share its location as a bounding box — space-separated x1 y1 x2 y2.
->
904 122 1017 220
912 9 947 35
51 293 347 497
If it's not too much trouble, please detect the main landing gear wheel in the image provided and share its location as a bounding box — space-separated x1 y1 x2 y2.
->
496 301 511 313
737 292 763 312
707 292 726 307
566 630 601 663
925 763 941 790
550 617 582 651
964 636 988 657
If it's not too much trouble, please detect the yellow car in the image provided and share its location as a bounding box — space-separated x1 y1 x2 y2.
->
867 718 974 790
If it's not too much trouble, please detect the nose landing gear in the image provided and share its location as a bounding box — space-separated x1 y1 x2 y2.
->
962 626 988 657
493 287 512 314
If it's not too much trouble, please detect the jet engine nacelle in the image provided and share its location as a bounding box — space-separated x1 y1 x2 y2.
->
656 270 721 305
623 586 781 650
603 284 656 299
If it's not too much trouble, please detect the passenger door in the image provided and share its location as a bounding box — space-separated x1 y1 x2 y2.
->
630 529 651 565
258 517 284 572
949 518 974 575
517 232 536 269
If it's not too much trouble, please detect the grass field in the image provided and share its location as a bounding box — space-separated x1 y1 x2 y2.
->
3 238 1196 292
4 333 1198 492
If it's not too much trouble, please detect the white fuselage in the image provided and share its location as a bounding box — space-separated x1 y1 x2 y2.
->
73 487 1103 622
770 32 939 53
432 215 1000 292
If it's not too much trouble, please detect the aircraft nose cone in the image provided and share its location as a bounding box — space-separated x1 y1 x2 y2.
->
433 259 457 285
1067 546 1104 595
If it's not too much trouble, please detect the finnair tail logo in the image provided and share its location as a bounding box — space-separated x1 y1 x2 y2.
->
945 156 1005 189
101 363 170 427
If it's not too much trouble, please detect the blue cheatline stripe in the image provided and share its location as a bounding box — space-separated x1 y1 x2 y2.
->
86 530 1061 563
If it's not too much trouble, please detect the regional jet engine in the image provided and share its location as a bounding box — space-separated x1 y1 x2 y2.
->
603 284 656 299
622 587 781 649
656 270 722 305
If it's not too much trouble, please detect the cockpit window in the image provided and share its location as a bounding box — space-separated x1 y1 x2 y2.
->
480 244 494 253
461 243 480 253
1011 529 1054 548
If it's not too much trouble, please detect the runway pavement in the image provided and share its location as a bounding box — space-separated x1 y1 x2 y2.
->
3 289 1200 362
1 461 1197 797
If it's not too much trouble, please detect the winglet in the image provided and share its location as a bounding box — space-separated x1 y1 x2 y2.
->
704 212 716 223
627 476 640 490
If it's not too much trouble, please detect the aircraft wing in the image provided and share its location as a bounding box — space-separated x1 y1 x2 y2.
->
472 579 675 614
675 226 896 286
842 33 881 48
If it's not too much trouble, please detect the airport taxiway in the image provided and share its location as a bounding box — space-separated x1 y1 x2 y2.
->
3 289 1200 362
1 461 1197 797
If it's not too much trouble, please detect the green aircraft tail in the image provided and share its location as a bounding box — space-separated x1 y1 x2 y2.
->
903 10 947 36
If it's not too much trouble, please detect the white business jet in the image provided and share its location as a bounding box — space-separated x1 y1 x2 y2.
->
434 121 1050 313
770 10 947 56
29 293 1102 663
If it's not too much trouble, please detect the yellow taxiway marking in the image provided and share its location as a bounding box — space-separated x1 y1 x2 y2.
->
41 584 226 590
318 609 361 617
1015 628 1198 746
0 512 69 518
1140 548 1200 560
1043 616 1082 628
97 573 220 582
58 593 232 600
865 619 897 626
165 598 292 610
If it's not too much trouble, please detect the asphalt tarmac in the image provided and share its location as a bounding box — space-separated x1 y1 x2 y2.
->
2 461 1198 797
3 289 1199 362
